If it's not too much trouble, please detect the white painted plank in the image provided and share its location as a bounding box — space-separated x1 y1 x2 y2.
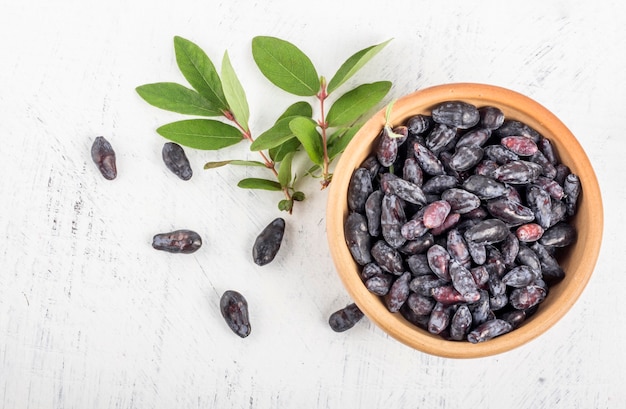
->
0 0 624 408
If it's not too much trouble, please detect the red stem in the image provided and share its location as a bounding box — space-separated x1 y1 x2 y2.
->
223 109 293 210
317 82 331 189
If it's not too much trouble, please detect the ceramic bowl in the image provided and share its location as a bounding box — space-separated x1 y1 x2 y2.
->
326 83 603 358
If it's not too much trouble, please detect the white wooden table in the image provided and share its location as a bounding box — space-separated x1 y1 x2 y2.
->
1 0 623 407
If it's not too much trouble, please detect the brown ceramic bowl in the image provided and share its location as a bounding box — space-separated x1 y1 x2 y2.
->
326 83 603 358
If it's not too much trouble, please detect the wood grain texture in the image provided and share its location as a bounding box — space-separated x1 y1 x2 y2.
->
0 0 624 408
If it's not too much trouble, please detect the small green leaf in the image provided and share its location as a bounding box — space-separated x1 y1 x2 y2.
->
278 151 295 188
326 81 392 127
327 125 361 161
238 178 282 191
157 119 242 150
289 117 324 165
278 101 313 120
305 164 322 177
327 39 392 94
292 191 305 201
204 160 266 169
252 36 320 97
278 199 293 212
221 51 250 131
252 102 311 153
136 82 222 116
174 36 229 111
385 99 397 125
251 116 299 151
269 137 301 162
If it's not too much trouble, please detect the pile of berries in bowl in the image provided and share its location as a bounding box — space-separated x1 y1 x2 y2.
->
326 83 603 358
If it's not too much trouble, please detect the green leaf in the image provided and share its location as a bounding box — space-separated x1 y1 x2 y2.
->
292 191 305 201
305 164 322 177
174 36 228 111
278 101 313 120
204 160 266 169
278 199 293 212
251 116 299 151
327 39 392 94
238 178 282 191
135 82 222 116
252 102 311 153
269 137 301 162
278 151 295 187
327 125 361 161
326 81 392 127
221 51 250 131
385 99 397 125
157 119 242 150
289 117 323 165
252 36 320 97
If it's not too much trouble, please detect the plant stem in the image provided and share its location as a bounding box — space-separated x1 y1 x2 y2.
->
223 110 294 211
317 79 332 189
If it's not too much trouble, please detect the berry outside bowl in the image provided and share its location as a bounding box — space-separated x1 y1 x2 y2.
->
326 83 603 358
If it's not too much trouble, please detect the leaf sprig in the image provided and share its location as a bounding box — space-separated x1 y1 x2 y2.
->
136 35 392 213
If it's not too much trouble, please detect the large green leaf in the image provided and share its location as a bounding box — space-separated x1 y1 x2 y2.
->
157 119 242 150
277 151 295 188
327 39 392 93
135 82 222 116
289 117 323 165
174 36 229 111
221 51 250 131
252 36 320 97
238 178 282 191
326 81 392 127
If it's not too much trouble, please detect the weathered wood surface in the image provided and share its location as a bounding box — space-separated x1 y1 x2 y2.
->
0 0 623 407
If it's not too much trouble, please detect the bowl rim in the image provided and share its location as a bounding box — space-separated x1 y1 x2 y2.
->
326 82 603 358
